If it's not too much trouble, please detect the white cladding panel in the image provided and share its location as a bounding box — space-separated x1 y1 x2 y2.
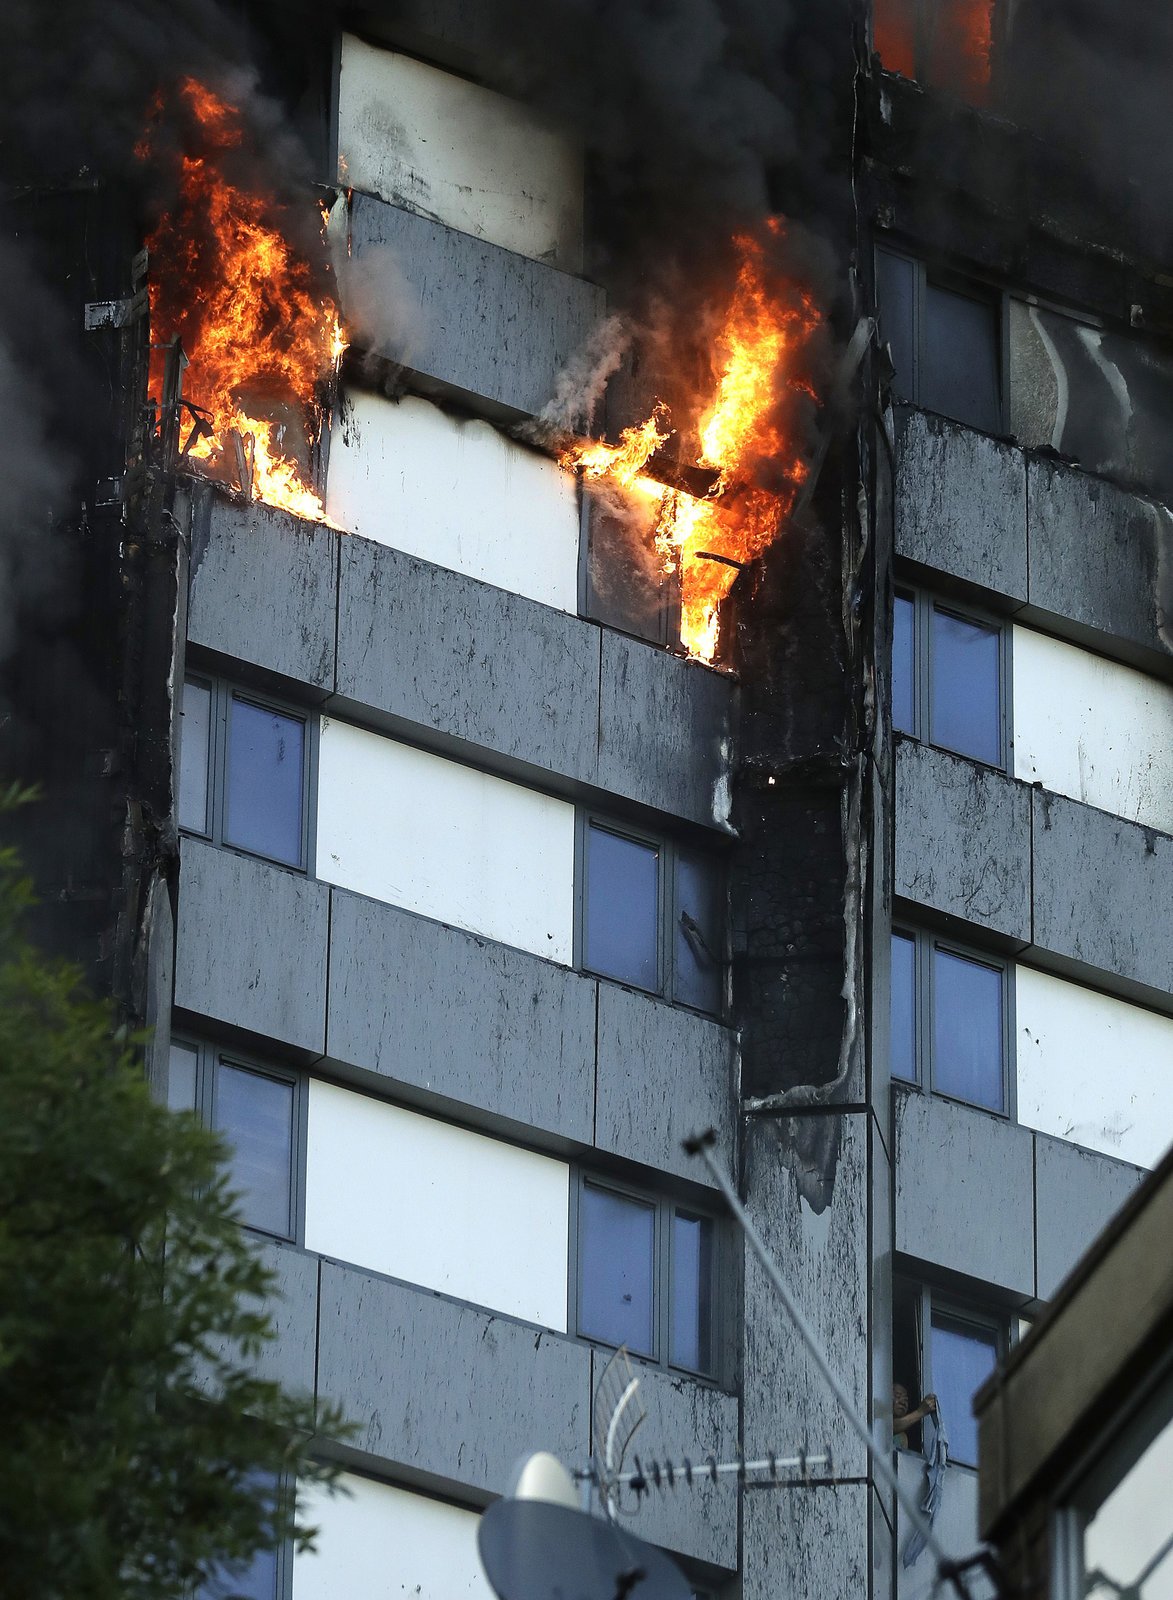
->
303 1081 570 1329
1016 966 1173 1169
1012 627 1173 835
316 719 575 963
337 35 583 270
325 390 580 612
294 1475 493 1600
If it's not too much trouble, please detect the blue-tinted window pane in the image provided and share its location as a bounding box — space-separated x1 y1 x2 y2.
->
930 1316 998 1467
674 851 723 1014
224 698 305 866
215 1064 294 1238
579 1185 655 1357
891 933 917 1082
168 1041 199 1113
932 948 1004 1110
179 680 212 834
198 1474 279 1600
584 826 659 989
921 282 1000 433
930 609 1000 764
893 594 915 734
672 1212 714 1373
876 249 916 401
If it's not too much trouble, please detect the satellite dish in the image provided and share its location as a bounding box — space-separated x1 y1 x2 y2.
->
478 1499 691 1600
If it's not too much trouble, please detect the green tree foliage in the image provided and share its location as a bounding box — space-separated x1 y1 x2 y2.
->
0 792 346 1598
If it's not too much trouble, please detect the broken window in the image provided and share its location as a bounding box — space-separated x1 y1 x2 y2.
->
576 1175 719 1377
892 588 1006 769
178 675 313 871
876 249 1003 434
873 0 996 108
891 926 1010 1113
169 1039 301 1243
580 815 726 1016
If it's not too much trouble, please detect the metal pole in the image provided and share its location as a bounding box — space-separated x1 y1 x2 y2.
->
685 1131 955 1579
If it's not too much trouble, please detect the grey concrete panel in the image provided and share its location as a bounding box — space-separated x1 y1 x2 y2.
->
188 496 337 690
871 1114 896 1529
742 1111 871 1478
603 1358 737 1569
1031 789 1173 996
595 984 735 1186
598 633 736 830
1027 461 1164 655
894 1088 1035 1298
195 1240 319 1399
334 537 600 783
316 1261 588 1494
895 741 1032 942
895 410 1027 602
174 838 328 1053
345 194 606 419
326 888 595 1144
1033 1135 1145 1302
743 1483 871 1600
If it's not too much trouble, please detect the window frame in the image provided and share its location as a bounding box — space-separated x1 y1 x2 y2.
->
195 1470 292 1600
179 673 318 874
579 487 682 649
569 1170 723 1383
893 585 1013 772
875 244 1009 435
574 810 728 1018
891 923 1016 1118
896 1282 1008 1470
168 1035 307 1247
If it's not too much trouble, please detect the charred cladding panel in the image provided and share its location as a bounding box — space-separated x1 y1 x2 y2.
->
339 193 605 419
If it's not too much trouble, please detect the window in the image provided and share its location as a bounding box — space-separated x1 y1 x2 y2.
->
581 490 678 647
893 588 1007 768
575 1176 719 1378
872 0 996 108
580 816 725 1015
875 248 1003 433
196 1472 285 1600
890 927 1011 1114
169 1039 302 1242
893 1283 1004 1469
179 676 312 870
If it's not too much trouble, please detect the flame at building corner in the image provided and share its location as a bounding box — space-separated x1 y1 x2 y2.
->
140 78 346 522
562 226 819 664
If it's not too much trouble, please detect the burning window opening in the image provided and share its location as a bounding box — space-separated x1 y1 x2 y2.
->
560 227 819 665
873 0 994 108
139 78 347 524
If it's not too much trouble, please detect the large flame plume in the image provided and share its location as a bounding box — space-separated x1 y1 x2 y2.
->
562 226 818 663
141 79 345 521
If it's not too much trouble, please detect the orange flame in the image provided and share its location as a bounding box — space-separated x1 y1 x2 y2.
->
563 229 817 663
142 79 345 521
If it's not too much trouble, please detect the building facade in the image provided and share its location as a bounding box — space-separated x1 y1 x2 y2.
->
6 4 1173 1599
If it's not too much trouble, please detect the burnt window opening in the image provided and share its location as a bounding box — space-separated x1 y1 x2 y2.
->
891 925 1012 1115
579 814 726 1017
168 1038 303 1245
873 0 997 108
574 1172 721 1380
894 1283 1007 1468
179 675 314 872
876 248 1004 435
893 587 1009 770
581 490 680 649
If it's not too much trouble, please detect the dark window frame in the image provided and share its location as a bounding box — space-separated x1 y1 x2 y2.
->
578 486 682 649
569 1170 723 1383
179 674 318 874
168 1035 307 1247
574 811 728 1018
875 244 1009 435
895 1280 1008 1470
894 585 1013 772
891 923 1016 1118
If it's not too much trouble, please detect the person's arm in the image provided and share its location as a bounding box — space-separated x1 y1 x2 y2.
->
893 1393 938 1436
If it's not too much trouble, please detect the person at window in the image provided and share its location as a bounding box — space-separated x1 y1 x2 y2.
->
893 1382 937 1448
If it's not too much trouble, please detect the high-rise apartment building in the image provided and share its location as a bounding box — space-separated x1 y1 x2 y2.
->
5 4 1173 1599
